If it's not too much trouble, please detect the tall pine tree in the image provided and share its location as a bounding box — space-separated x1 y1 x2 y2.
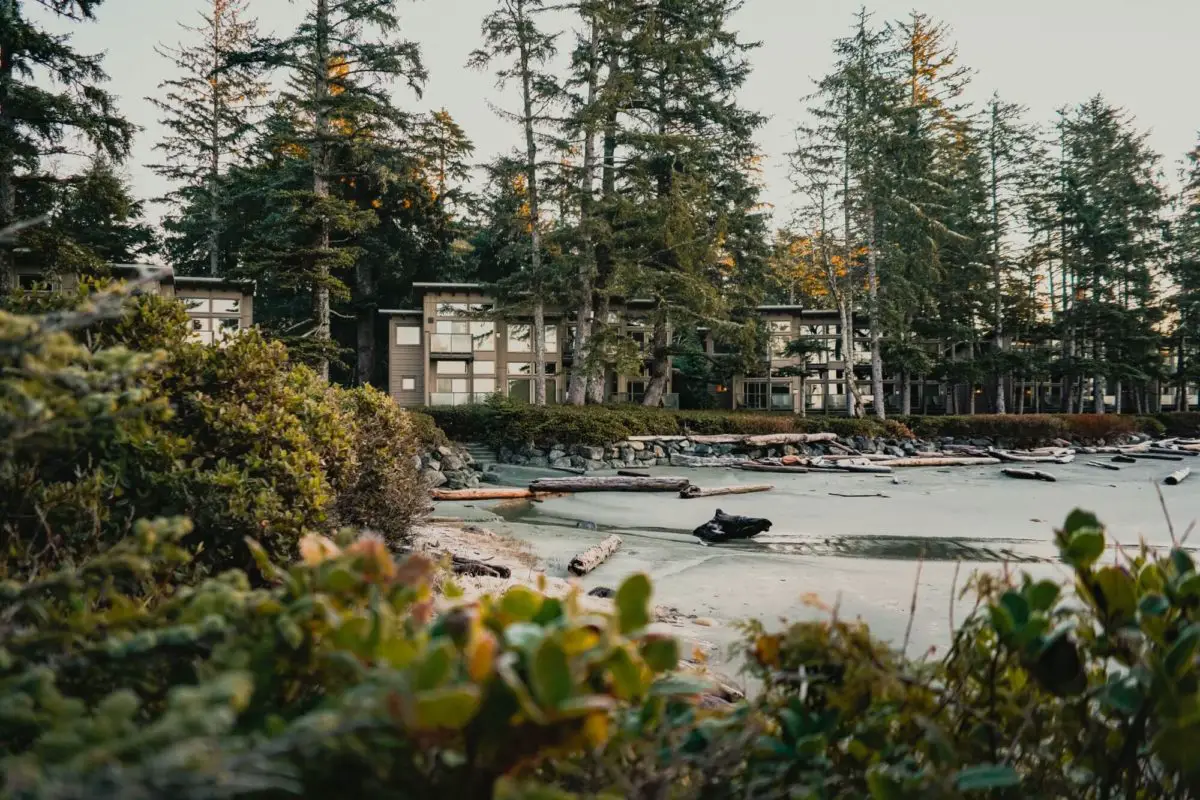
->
0 0 133 290
150 0 266 276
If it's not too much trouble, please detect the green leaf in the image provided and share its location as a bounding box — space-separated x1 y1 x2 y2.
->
1139 563 1166 593
532 597 564 625
1099 675 1143 716
503 623 545 653
1063 509 1102 536
1028 580 1061 612
1166 624 1200 676
607 646 644 700
1177 573 1200 600
1093 567 1137 621
1173 549 1196 577
500 586 543 622
1065 531 1106 570
615 573 652 634
639 635 680 672
1139 593 1170 618
530 639 572 709
999 591 1030 628
955 764 1021 791
415 641 454 691
648 674 713 697
413 686 481 730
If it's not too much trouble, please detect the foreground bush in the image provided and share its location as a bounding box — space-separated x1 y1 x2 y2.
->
0 286 424 580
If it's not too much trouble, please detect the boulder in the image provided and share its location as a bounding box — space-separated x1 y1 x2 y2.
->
694 444 713 456
653 445 666 458
636 450 656 462
527 455 549 468
629 440 647 452
551 456 575 470
549 449 567 462
669 453 749 468
440 452 465 472
782 444 799 456
422 468 448 489
584 460 606 472
481 471 502 485
620 446 635 463
575 445 605 461
607 459 625 470
445 470 479 490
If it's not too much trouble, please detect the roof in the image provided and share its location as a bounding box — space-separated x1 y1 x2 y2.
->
412 282 485 291
109 264 255 292
379 309 423 316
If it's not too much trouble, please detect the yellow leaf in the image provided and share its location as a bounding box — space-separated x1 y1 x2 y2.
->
299 534 341 566
467 630 498 682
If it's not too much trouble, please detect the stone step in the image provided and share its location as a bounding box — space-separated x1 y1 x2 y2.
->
461 441 498 464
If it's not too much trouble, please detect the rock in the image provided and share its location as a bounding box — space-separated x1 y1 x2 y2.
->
549 449 566 462
669 453 749 468
629 440 647 452
576 445 605 461
607 459 625 470
694 443 713 456
969 438 993 448
656 458 672 467
422 468 448 489
551 456 574 470
440 453 465 471
714 444 735 456
445 470 474 490
653 445 666 458
885 445 906 458
576 520 598 531
584 460 606 472
571 455 588 469
588 586 615 598
636 450 656 462
527 455 549 468
902 440 917 454
481 471 502 485
782 445 799 456
679 440 695 452
411 454 423 470
620 447 635 463
462 452 476 466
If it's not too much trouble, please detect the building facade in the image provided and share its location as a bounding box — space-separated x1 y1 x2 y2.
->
383 283 674 408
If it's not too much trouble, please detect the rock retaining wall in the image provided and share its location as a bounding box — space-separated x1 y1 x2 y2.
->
420 444 483 489
495 431 1151 473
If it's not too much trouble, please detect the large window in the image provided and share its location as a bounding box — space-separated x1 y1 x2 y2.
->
742 381 767 410
771 383 793 411
475 360 495 375
432 320 472 352
545 326 558 353
771 335 791 358
437 360 468 375
396 326 420 346
507 324 531 353
470 321 495 351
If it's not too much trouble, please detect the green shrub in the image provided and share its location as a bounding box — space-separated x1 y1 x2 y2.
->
899 413 1138 446
1 287 427 580
1156 412 1200 437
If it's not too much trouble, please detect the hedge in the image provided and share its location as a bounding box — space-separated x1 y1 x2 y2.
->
424 399 911 448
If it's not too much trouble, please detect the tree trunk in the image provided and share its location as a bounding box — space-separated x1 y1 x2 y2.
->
0 0 15 294
989 108 1006 414
642 316 671 407
586 291 609 405
839 132 860 419
866 206 885 419
837 298 860 417
208 3 223 276
517 7 546 406
901 371 912 416
310 0 332 381
355 259 374 385
566 19 601 406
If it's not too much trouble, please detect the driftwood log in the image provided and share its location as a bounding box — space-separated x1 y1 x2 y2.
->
1165 468 1192 486
432 488 537 501
617 469 651 478
680 483 774 499
745 432 838 446
1151 447 1199 458
990 449 1076 464
1129 453 1186 462
739 463 809 474
1113 455 1137 464
528 476 691 493
568 535 623 576
1086 461 1122 471
884 457 1001 468
692 509 772 544
1001 468 1057 482
451 555 512 579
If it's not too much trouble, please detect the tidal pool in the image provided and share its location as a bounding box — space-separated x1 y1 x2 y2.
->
439 458 1200 662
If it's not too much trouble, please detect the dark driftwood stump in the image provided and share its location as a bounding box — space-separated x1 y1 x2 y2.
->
692 509 772 544
451 555 512 579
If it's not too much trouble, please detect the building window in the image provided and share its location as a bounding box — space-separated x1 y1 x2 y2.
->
771 383 792 411
507 324 532 353
396 326 420 346
508 361 532 375
181 297 209 312
432 320 472 352
474 360 495 376
212 298 241 314
401 377 416 391
437 360 468 375
470 321 495 351
17 273 44 290
545 362 557 375
213 318 241 342
473 378 496 394
771 335 790 358
742 382 767 410
191 318 211 332
508 378 532 403
768 320 791 333
436 302 472 317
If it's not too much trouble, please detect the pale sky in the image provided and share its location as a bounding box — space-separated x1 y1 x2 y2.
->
56 0 1200 226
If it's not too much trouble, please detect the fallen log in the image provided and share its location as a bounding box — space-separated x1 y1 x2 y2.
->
989 449 1076 464
1113 455 1137 464
617 469 651 478
693 509 772 544
745 432 838 446
568 535 623 576
432 488 537 501
821 453 896 462
1086 461 1122 471
1002 468 1057 483
680 483 774 499
826 440 861 455
883 457 1001 468
738 464 810 474
829 492 889 498
1151 447 1199 458
528 476 691 493
1165 468 1192 486
826 462 894 474
451 555 512 579
1129 453 1186 462
687 434 749 445
626 435 688 442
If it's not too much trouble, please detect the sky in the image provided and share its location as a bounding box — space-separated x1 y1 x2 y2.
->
56 0 1200 227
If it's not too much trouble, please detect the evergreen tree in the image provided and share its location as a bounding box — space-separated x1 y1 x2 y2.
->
1171 134 1200 410
232 0 426 380
0 0 134 290
150 0 266 276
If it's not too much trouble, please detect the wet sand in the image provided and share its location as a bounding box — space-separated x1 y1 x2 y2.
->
434 458 1200 664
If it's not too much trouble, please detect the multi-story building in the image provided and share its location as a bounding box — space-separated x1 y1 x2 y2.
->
382 282 674 408
2 261 254 344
